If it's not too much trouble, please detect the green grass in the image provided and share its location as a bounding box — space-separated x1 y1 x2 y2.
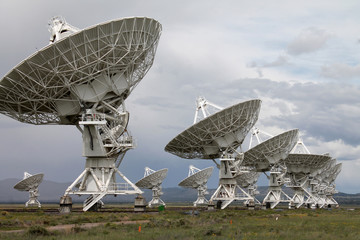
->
1 205 360 240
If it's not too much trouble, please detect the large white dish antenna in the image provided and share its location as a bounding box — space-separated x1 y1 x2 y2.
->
13 172 44 207
178 166 213 188
242 129 299 171
235 171 260 188
136 168 168 189
1 16 162 212
322 163 342 185
135 167 168 207
165 99 261 159
14 172 44 191
0 17 162 125
178 166 213 206
283 154 332 174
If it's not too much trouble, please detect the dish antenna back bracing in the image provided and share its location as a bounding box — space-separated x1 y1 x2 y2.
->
282 139 333 209
13 172 44 208
311 162 342 208
242 128 299 209
178 165 214 206
166 97 262 209
235 171 261 206
135 167 168 207
0 16 162 211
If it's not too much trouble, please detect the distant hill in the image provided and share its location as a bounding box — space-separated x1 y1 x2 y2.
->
0 178 359 205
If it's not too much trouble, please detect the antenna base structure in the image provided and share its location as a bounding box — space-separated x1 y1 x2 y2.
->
14 172 44 208
288 183 314 209
148 185 165 207
64 108 142 212
243 185 261 208
210 154 253 209
262 165 291 209
135 167 168 208
26 190 41 208
286 173 313 209
324 185 338 208
178 165 214 207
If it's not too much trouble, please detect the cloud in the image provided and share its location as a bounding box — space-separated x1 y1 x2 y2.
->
321 63 360 81
212 78 360 147
248 55 290 77
287 27 332 55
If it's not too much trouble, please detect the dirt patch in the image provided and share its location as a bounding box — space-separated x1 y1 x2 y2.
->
1 220 150 234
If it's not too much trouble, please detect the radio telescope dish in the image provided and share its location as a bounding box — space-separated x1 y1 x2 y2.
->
178 165 214 206
324 163 342 185
0 16 162 125
283 153 332 209
242 129 299 171
309 162 341 209
1 16 162 212
322 163 342 208
241 129 299 209
235 171 260 189
165 99 261 159
165 97 261 209
13 172 44 207
135 167 168 207
284 154 332 174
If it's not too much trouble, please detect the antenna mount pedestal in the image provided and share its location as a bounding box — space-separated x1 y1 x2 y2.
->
210 155 252 209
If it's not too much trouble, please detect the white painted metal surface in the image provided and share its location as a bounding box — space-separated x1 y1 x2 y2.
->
0 16 162 211
0 17 161 125
135 167 168 207
165 99 261 159
166 97 261 209
235 171 261 206
14 172 44 208
178 165 214 206
242 129 299 209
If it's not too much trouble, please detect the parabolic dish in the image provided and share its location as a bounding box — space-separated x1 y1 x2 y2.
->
283 154 332 174
135 168 168 189
0 17 162 125
165 99 261 159
13 173 44 191
310 158 336 178
235 171 260 188
322 163 342 185
242 129 299 171
178 167 214 188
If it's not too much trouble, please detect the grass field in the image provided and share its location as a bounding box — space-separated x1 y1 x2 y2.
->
0 204 359 239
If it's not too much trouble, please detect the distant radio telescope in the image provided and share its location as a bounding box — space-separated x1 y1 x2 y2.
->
178 165 214 206
135 167 168 207
14 172 44 208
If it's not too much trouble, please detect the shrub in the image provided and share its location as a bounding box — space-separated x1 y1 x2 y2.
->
26 225 49 236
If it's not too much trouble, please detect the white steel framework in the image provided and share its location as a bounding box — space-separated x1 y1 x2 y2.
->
0 17 162 211
135 167 168 207
242 129 299 209
178 165 214 206
14 172 44 208
166 97 261 209
235 171 261 206
165 99 261 159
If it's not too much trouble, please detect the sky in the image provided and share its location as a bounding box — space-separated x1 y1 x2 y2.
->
0 0 359 194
